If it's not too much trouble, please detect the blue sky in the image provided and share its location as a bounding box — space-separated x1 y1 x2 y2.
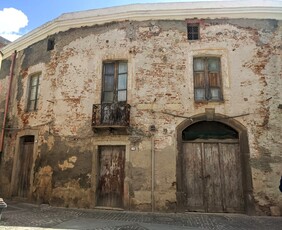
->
0 0 251 41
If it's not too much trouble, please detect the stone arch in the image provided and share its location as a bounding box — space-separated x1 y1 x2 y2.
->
176 112 255 214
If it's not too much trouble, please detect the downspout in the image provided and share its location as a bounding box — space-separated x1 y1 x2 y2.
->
0 50 17 159
151 134 155 212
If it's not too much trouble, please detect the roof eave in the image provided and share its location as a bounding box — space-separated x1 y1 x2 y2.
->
1 3 282 59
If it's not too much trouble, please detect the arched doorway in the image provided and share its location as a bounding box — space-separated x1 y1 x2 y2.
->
176 113 254 214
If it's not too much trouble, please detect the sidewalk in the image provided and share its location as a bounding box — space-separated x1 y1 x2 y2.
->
0 200 281 230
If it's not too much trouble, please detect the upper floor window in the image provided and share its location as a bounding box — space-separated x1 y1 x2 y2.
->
187 23 199 40
27 73 40 111
47 38 55 51
193 57 223 102
102 61 127 103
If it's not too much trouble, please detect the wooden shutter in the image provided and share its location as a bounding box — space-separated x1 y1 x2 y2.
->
193 57 223 101
207 58 222 100
194 58 206 101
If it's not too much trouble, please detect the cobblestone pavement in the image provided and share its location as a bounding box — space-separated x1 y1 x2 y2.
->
0 200 281 230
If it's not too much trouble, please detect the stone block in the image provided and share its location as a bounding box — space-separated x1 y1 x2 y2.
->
270 206 281 216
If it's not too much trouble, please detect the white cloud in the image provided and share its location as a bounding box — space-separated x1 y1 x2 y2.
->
0 8 28 42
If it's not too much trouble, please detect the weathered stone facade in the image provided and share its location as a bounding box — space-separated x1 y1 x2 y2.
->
0 2 281 216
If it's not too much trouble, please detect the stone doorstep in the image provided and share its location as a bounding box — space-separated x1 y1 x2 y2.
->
270 206 281 217
0 198 7 220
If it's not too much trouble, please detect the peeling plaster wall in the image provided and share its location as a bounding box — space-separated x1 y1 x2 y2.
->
0 18 281 215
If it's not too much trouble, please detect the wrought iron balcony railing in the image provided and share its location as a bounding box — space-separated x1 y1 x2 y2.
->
92 103 131 128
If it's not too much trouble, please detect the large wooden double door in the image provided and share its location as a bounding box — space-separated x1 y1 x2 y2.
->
183 140 244 213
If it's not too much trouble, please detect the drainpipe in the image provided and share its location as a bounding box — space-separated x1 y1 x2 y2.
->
0 50 17 159
151 134 155 212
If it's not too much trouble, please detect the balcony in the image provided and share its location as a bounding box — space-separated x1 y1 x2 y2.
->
92 103 131 132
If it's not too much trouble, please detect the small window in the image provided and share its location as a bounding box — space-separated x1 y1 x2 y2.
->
22 135 35 143
187 23 199 40
182 121 238 141
102 61 128 103
47 38 55 51
27 73 40 111
193 57 223 102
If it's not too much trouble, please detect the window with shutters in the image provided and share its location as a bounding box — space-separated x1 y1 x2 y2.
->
27 73 40 111
193 57 223 102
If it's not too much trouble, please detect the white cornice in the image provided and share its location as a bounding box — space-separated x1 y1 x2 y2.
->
1 1 282 58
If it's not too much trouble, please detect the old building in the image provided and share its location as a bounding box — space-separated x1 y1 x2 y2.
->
0 36 10 49
0 1 281 215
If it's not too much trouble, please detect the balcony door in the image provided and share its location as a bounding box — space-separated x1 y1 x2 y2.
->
101 61 128 125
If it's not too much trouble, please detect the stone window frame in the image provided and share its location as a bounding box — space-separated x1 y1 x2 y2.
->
187 23 200 40
193 56 223 102
186 19 204 41
188 49 230 104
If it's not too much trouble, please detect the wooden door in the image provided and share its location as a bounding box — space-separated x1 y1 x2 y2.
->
220 143 244 212
97 146 125 208
204 143 223 212
183 140 244 213
17 137 34 197
183 143 205 212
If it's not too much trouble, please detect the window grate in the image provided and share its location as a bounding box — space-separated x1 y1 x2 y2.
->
187 24 199 40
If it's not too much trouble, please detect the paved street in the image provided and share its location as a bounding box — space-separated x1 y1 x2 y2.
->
0 200 281 230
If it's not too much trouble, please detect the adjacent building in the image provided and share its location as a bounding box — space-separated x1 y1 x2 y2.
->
0 36 10 49
0 1 281 215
